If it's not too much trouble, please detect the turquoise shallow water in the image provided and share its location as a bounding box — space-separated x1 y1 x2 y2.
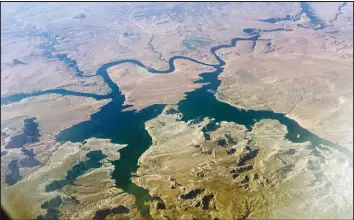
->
2 25 350 217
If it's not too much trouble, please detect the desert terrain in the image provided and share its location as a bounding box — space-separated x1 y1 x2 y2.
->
134 106 353 219
216 3 353 151
107 59 214 110
1 2 352 219
2 138 140 219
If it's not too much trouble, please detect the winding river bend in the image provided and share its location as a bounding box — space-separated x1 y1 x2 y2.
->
2 27 351 216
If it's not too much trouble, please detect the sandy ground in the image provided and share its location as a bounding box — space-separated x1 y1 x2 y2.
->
216 24 353 151
1 2 352 219
1 138 139 220
133 106 353 219
1 95 110 185
107 59 214 111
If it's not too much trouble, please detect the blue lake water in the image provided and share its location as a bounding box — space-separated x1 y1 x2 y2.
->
1 22 350 217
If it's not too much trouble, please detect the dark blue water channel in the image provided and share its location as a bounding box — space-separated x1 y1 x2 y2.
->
2 31 351 216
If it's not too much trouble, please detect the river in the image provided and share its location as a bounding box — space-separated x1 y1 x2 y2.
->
51 34 350 215
1 15 350 217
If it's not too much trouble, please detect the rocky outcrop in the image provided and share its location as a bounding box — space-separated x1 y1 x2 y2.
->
1 138 138 220
133 107 353 219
